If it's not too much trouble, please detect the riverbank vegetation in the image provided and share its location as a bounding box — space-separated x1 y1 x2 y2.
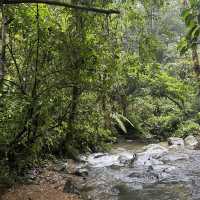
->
1 0 200 178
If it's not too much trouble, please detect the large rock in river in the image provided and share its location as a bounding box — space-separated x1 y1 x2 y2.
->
134 144 168 166
168 137 184 147
184 135 199 149
142 144 168 158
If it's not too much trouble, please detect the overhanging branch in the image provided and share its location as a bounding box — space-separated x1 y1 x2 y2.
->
2 0 120 15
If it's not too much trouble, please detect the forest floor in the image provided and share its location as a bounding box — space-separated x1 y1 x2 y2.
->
0 160 82 200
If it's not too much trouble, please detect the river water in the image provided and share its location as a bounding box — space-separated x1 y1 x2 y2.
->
78 141 200 200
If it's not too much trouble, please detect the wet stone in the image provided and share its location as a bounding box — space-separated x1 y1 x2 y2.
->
63 179 80 195
160 152 189 163
74 167 89 177
184 135 199 150
168 137 184 147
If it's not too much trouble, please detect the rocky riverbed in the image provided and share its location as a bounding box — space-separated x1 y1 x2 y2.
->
77 135 200 200
1 136 200 200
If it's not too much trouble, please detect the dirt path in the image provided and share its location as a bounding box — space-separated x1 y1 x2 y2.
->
0 161 82 200
1 184 80 200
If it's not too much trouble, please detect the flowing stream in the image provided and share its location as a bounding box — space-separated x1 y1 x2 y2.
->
76 141 200 200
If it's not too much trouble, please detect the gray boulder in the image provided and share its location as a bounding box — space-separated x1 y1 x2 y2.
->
160 152 189 162
134 144 168 166
74 167 89 177
63 179 80 195
168 137 184 147
184 135 199 149
142 144 168 158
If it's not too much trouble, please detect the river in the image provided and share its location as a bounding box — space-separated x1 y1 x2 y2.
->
77 140 200 200
2 140 200 200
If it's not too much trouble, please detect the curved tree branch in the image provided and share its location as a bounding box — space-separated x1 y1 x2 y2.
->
2 0 120 15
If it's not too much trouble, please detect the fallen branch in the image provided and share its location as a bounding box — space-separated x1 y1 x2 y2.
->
2 0 120 14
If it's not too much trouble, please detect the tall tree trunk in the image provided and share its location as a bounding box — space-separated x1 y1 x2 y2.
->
65 0 84 144
192 46 200 77
62 84 80 158
0 5 7 84
68 85 80 139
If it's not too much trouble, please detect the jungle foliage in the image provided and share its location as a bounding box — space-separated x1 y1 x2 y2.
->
0 0 200 175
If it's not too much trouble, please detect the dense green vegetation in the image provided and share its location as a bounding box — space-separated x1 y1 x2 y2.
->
1 0 200 176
